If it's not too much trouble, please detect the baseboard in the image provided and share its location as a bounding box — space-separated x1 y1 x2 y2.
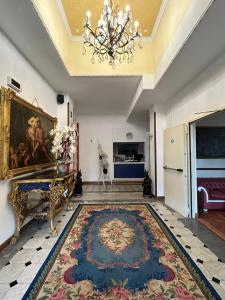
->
157 196 165 200
151 194 165 201
0 237 11 252
83 181 143 185
113 180 143 185
83 181 112 185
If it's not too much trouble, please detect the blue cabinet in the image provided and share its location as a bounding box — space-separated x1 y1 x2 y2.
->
114 163 144 178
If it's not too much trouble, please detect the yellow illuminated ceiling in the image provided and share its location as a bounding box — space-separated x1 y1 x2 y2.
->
33 0 194 76
61 0 163 37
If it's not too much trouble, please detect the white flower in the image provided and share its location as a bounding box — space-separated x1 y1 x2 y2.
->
70 146 76 154
50 123 77 163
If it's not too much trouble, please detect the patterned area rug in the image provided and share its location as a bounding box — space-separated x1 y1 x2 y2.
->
23 204 221 300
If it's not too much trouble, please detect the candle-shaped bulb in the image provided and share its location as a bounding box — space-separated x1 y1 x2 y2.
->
134 20 139 28
125 5 130 12
86 11 91 19
118 10 123 18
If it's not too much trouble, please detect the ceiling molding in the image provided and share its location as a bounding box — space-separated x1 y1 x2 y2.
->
71 35 83 42
56 0 73 38
150 0 168 41
57 0 168 42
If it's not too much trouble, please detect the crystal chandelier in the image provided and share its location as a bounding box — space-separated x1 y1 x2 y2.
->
83 0 143 66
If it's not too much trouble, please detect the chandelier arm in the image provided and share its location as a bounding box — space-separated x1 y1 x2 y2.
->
84 41 107 54
115 49 129 55
117 33 139 49
108 25 119 40
86 25 112 52
85 41 109 56
84 24 107 47
117 31 130 48
96 28 108 46
93 35 112 53
106 17 114 48
96 49 108 55
112 18 130 46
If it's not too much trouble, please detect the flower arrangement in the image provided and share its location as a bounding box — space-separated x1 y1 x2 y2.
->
50 124 77 166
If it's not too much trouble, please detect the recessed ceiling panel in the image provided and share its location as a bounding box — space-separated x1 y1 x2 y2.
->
61 0 163 36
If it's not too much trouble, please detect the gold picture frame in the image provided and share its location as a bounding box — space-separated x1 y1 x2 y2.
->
0 87 57 179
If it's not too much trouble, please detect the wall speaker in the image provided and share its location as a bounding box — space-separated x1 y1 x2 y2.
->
57 94 64 104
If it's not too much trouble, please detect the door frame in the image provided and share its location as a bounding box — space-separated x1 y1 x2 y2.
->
189 122 197 218
188 108 225 218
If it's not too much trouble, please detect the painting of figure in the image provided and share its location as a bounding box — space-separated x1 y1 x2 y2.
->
9 99 56 170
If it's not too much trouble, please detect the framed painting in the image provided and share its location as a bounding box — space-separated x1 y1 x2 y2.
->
0 87 57 179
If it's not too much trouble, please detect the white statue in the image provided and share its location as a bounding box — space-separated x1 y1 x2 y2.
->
98 143 112 185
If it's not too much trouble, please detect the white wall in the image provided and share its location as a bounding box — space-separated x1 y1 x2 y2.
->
149 108 156 195
155 105 166 197
149 104 166 197
78 115 147 182
0 30 58 246
197 159 225 178
57 95 75 128
152 50 225 199
165 51 225 128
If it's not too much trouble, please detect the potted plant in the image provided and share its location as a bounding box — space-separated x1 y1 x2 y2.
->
74 170 83 197
143 170 152 198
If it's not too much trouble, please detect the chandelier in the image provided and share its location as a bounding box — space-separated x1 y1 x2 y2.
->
83 0 143 66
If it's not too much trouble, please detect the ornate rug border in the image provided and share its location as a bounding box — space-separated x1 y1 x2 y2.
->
145 204 221 300
22 203 221 300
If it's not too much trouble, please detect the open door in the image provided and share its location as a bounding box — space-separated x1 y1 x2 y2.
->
164 124 190 217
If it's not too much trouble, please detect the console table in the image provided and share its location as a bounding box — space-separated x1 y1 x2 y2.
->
8 170 76 244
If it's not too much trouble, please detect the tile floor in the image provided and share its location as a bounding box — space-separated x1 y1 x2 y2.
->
0 190 225 299
181 217 225 262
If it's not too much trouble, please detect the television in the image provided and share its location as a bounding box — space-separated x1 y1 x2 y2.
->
196 127 225 158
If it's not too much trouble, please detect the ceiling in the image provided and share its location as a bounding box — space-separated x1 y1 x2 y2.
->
128 0 225 120
71 76 141 115
1 0 225 120
61 0 163 37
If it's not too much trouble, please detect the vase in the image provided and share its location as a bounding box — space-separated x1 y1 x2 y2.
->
56 162 66 175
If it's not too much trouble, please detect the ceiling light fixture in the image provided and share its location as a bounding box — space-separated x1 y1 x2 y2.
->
83 0 143 67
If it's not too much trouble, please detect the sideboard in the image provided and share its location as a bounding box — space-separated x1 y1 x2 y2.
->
8 170 75 244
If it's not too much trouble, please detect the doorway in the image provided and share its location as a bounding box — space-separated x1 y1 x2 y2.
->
189 110 225 241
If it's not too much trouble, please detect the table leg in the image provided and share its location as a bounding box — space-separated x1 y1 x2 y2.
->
65 175 76 211
10 214 25 245
48 183 64 236
48 208 58 237
8 184 26 244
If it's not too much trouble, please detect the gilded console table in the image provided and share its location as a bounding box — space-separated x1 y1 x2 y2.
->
8 170 75 244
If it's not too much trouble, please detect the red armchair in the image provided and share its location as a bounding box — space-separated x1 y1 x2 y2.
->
197 178 225 211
